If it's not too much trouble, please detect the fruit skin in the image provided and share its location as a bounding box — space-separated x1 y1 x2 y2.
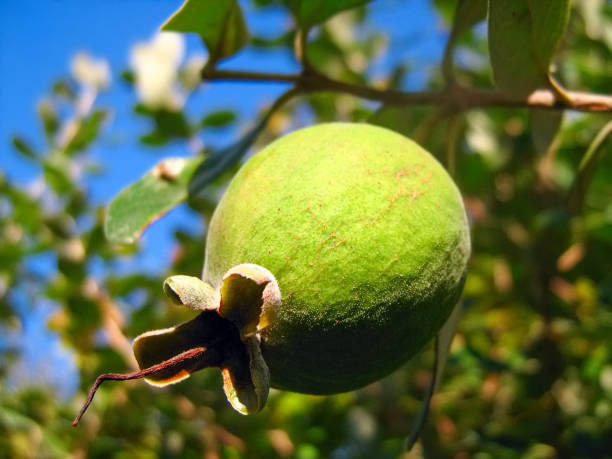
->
204 122 470 394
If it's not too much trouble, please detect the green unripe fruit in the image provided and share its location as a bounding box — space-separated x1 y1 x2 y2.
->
205 122 470 394
74 123 470 423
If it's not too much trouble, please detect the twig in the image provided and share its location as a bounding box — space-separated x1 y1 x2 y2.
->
201 68 612 113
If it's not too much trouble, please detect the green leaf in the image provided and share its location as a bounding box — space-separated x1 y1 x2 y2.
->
106 89 294 244
104 157 202 244
201 109 237 128
52 80 77 100
105 122 262 244
162 0 249 62
65 110 108 154
188 111 271 197
433 302 462 394
12 136 38 160
43 154 73 194
441 0 488 81
120 70 135 84
135 105 192 146
405 301 462 451
188 88 296 197
489 0 544 97
530 109 563 153
489 0 571 97
569 120 612 215
282 0 371 29
38 100 59 142
527 0 571 72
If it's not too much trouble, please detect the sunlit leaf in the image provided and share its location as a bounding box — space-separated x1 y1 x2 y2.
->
162 0 249 62
43 155 73 194
282 0 371 29
106 90 289 244
104 157 202 244
65 110 108 154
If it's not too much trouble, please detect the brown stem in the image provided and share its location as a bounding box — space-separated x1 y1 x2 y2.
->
72 347 209 426
200 69 612 113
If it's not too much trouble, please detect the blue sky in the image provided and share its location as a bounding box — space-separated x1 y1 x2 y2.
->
0 0 445 200
0 0 446 396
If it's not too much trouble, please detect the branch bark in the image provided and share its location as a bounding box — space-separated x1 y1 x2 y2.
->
201 68 612 113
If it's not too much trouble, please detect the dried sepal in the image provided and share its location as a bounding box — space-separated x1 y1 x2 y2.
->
163 275 218 310
220 336 270 415
136 265 279 411
132 310 231 386
75 264 282 423
219 263 281 338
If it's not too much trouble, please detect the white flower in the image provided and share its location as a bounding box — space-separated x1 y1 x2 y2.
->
71 52 111 90
130 32 185 110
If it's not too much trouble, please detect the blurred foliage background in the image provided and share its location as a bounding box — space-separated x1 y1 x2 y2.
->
1 0 612 457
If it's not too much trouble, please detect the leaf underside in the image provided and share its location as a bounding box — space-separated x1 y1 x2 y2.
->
488 0 570 97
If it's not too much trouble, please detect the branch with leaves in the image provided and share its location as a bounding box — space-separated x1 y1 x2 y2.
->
194 0 609 113
107 0 612 244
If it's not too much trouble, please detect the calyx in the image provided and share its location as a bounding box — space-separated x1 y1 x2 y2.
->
73 264 280 425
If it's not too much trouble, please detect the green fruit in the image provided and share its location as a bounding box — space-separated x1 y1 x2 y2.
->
204 122 470 395
74 122 470 423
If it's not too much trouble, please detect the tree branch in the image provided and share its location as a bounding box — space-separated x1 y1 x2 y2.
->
201 68 612 113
